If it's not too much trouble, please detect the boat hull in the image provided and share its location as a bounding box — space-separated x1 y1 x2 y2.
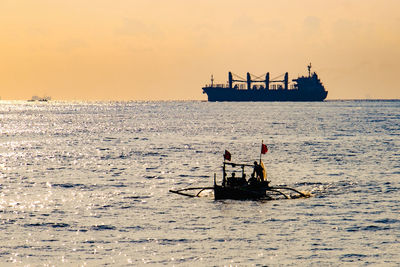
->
214 184 273 200
203 87 328 102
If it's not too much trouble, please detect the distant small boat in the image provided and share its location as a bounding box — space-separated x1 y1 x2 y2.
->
170 148 310 201
28 96 51 102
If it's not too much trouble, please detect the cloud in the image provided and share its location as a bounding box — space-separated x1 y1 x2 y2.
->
115 18 164 39
231 14 256 31
332 19 363 39
58 38 87 53
303 16 321 36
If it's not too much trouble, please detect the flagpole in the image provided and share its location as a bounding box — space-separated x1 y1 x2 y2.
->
260 140 263 163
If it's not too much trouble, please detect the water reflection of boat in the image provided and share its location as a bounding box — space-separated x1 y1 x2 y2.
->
170 148 310 201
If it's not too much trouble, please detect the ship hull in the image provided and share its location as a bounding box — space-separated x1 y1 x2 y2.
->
214 184 273 200
203 87 328 102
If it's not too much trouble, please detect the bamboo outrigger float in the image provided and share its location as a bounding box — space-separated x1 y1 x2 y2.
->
170 144 310 201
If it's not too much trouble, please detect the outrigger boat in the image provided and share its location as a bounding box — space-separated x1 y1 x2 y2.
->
170 147 310 201
214 162 309 200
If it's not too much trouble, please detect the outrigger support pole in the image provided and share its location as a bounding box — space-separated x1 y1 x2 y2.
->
169 187 214 198
265 188 290 199
270 186 308 198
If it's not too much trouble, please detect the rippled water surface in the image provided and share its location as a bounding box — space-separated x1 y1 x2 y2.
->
0 100 399 266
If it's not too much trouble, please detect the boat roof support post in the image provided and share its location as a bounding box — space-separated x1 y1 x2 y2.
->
223 163 226 186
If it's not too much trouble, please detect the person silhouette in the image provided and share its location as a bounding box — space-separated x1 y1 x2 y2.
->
252 161 264 181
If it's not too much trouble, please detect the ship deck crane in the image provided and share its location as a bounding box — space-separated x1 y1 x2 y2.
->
228 72 289 90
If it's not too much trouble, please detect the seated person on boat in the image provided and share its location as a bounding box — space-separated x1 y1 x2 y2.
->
227 172 247 187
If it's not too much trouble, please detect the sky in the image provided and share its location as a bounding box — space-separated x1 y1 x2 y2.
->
0 0 399 100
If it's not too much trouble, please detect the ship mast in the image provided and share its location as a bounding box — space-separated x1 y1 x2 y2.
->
308 63 312 77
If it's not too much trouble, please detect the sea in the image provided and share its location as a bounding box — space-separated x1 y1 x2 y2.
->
0 100 399 266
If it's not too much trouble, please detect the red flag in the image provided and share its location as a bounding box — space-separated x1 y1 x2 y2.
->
224 150 231 161
261 143 268 154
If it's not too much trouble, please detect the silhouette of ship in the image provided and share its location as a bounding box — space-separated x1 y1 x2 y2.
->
202 64 328 101
28 95 51 102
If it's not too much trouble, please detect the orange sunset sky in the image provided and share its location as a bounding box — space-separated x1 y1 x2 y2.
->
0 0 399 100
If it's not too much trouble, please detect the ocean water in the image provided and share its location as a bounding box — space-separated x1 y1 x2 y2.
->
0 100 399 266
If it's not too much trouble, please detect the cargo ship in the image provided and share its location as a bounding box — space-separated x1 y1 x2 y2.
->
202 64 328 101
